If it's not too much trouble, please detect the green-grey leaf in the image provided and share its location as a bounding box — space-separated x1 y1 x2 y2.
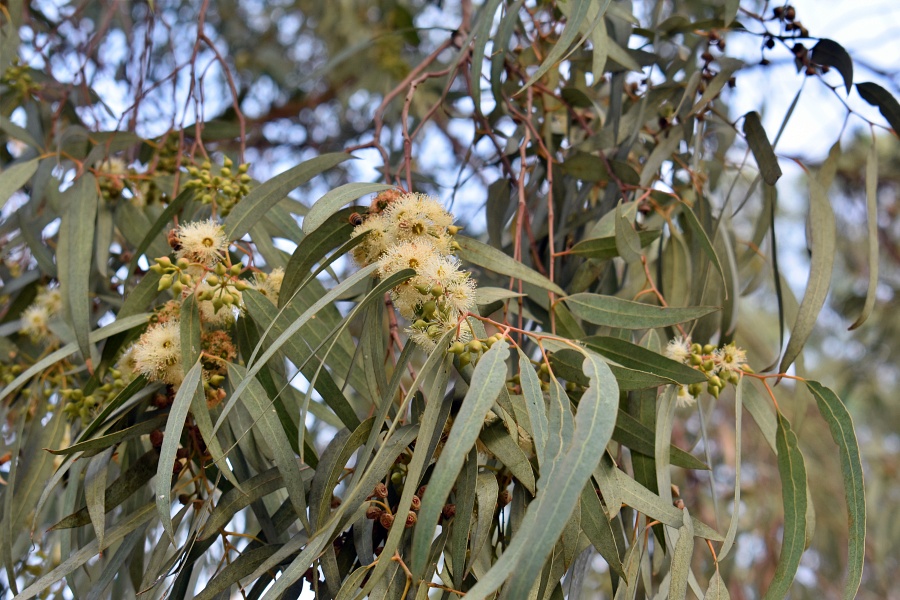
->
156 360 203 544
743 112 782 185
764 411 808 600
582 336 707 384
849 143 878 330
302 182 392 234
456 235 565 295
779 178 835 374
411 340 509 576
519 348 549 467
60 173 99 364
568 230 661 259
180 293 201 368
614 203 642 263
224 152 350 239
705 571 731 599
84 447 114 548
565 293 719 329
680 201 726 289
806 381 865 599
669 508 695 600
519 0 595 93
0 157 39 208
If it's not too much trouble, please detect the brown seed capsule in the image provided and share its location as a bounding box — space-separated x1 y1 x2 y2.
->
405 511 418 528
366 505 384 520
497 490 512 508
441 504 456 520
178 494 192 505
150 429 164 448
349 212 364 226
379 512 395 529
374 482 388 498
784 6 796 21
417 485 427 499
176 447 190 459
410 495 421 511
331 495 342 508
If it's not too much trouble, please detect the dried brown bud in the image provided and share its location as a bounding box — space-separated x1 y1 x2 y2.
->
674 498 685 510
331 495 342 509
150 429 164 448
405 511 418 528
411 495 422 511
417 485 427 499
178 493 192 505
784 6 796 21
366 505 384 520
498 490 512 508
373 482 388 498
441 504 456 520
379 512 395 529
371 189 402 213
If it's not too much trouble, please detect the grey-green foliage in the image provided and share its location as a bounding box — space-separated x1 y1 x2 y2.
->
0 0 887 598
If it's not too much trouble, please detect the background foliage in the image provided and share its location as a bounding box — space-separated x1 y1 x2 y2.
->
0 0 896 598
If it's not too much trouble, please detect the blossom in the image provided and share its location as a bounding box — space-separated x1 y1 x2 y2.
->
35 287 63 313
175 219 228 267
351 214 391 267
132 320 183 385
675 385 696 408
197 278 240 327
664 335 692 364
713 343 747 373
382 193 454 251
20 305 51 341
253 267 284 305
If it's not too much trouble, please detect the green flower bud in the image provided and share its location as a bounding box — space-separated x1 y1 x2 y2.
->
158 274 173 291
690 354 703 366
179 273 191 285
214 263 227 276
220 167 231 177
458 353 471 368
176 258 190 269
702 344 715 354
690 343 702 354
467 340 482 354
708 375 723 388
688 383 703 397
171 281 184 296
207 275 219 286
430 284 443 297
230 264 243 276
702 359 715 372
449 341 466 355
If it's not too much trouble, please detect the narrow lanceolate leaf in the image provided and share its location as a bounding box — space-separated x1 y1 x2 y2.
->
519 0 594 93
849 143 878 330
194 546 281 600
614 203 642 263
680 201 726 288
470 0 505 114
61 174 100 365
669 509 695 600
228 363 310 526
464 351 619 600
718 378 743 562
519 348 549 467
806 381 865 599
280 208 355 307
180 293 201 367
764 412 808 600
568 230 661 259
811 39 853 94
156 360 203 545
302 182 392 234
779 178 835 374
84 447 114 549
743 112 783 185
857 82 900 135
224 152 351 239
0 157 39 208
411 340 510 576
705 571 731 599
582 336 707 385
456 235 565 295
565 293 719 329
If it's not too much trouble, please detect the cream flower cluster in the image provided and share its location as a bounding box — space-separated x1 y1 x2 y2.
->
175 219 228 268
351 192 474 349
664 335 749 406
19 286 63 342
132 320 183 385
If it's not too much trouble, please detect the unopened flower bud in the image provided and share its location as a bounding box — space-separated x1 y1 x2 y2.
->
405 511 418 528
366 505 383 520
374 482 388 498
379 512 395 529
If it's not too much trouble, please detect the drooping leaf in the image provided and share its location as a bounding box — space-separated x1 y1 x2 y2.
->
0 157 39 208
565 293 719 329
582 336 707 384
780 177 835 374
568 230 661 259
806 381 865 599
743 111 782 185
764 411 808 600
669 509 695 600
411 340 509 576
705 571 731 599
812 39 853 94
849 143 878 330
857 82 900 135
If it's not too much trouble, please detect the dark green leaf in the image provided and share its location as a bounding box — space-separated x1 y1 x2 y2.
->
812 39 853 94
582 336 707 384
743 112 782 185
567 230 661 259
614 409 709 470
857 82 900 135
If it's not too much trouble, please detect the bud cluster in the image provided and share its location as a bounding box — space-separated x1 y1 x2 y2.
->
184 157 251 216
0 61 39 97
664 336 750 406
448 333 504 369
